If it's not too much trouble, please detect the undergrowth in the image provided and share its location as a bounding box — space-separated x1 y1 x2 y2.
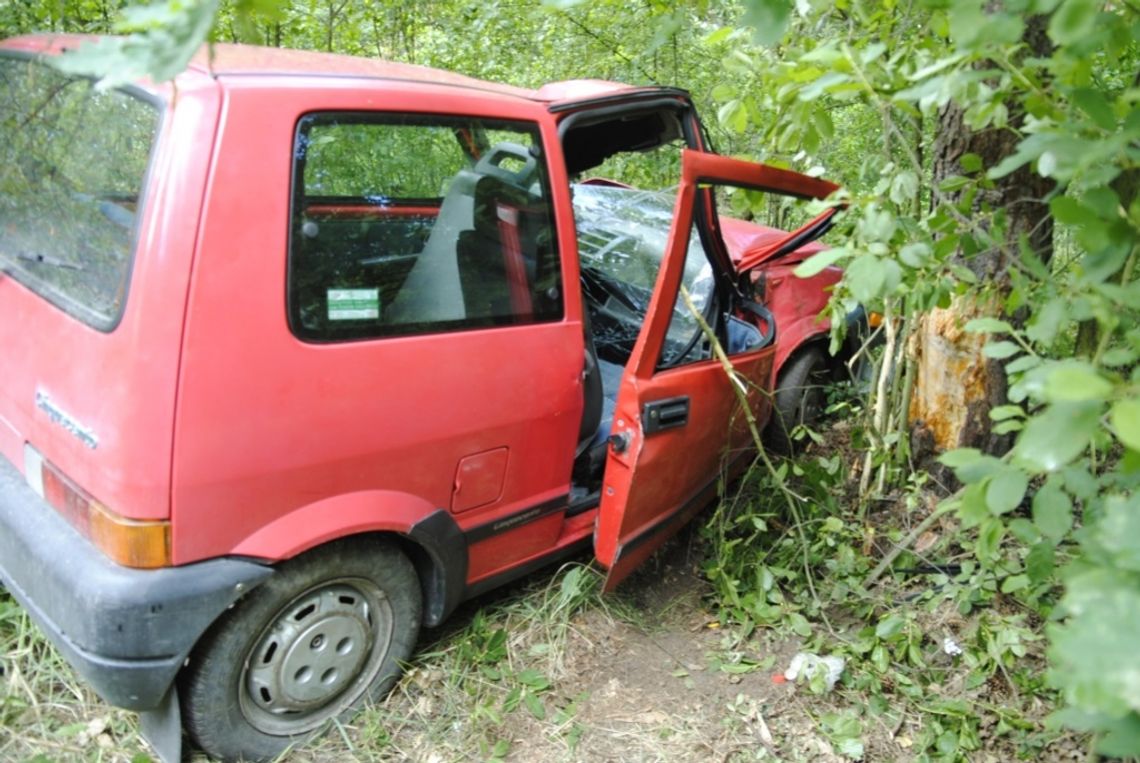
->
700 405 1087 762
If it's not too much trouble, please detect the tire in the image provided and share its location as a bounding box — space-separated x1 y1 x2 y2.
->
181 538 421 762
765 347 830 454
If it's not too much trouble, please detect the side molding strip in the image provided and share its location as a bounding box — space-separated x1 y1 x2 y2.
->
463 494 568 545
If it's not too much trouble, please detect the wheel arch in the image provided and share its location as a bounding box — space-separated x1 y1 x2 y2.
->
775 319 832 379
775 305 871 383
230 491 468 627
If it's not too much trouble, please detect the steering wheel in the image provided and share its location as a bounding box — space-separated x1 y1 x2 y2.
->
580 266 645 316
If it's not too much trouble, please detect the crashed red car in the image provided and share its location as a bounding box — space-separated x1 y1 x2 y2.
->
0 35 853 762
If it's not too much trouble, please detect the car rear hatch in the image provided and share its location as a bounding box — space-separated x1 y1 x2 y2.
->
0 40 216 566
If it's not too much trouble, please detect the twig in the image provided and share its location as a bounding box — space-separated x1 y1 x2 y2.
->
861 299 897 501
863 501 954 588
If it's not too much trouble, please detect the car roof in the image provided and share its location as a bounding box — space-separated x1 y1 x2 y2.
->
1 33 664 106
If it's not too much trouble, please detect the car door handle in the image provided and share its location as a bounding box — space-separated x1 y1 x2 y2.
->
642 396 689 435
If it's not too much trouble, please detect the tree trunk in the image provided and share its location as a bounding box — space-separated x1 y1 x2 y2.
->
908 17 1055 462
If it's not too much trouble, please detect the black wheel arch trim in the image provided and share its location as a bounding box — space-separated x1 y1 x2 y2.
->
407 509 468 627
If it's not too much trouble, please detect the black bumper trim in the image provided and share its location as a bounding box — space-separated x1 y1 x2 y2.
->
0 452 273 710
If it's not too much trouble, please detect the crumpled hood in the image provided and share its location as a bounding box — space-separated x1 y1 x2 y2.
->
720 216 828 270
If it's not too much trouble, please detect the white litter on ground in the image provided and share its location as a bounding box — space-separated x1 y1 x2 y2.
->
784 652 846 691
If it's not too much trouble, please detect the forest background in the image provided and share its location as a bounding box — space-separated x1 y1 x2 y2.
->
1 0 1139 760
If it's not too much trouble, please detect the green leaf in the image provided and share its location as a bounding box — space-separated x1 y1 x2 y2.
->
1001 574 1030 593
976 517 1005 562
1049 196 1085 225
845 255 890 303
956 481 991 529
990 405 1026 422
964 318 1014 334
960 153 983 173
705 27 735 45
1096 494 1140 572
1071 88 1116 130
1048 0 1100 45
523 691 546 720
837 737 865 759
787 611 813 637
1026 298 1069 347
1007 355 1043 374
938 175 971 193
983 341 1021 359
717 98 749 134
1032 480 1073 541
1110 399 1140 451
1026 541 1056 583
875 614 906 640
54 0 221 88
1015 402 1102 472
741 0 793 46
1010 517 1039 543
1049 567 1140 720
1102 347 1139 367
516 669 551 690
1097 713 1140 757
1084 186 1121 218
985 469 1029 515
1044 362 1114 402
889 170 919 205
899 242 931 268
939 448 984 468
794 248 846 278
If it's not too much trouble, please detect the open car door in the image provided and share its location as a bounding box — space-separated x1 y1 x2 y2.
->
594 149 839 590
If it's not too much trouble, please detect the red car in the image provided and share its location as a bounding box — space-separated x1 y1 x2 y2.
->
0 35 851 762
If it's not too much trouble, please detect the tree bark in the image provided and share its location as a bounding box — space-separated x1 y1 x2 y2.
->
909 16 1055 462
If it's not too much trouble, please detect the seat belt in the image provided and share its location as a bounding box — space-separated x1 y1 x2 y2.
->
496 203 533 319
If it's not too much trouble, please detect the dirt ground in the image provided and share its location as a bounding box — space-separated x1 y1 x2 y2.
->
502 538 836 763
372 531 865 763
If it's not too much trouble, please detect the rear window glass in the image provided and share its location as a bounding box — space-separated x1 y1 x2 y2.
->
0 56 160 330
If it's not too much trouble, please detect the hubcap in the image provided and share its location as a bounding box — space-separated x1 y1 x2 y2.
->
240 579 393 735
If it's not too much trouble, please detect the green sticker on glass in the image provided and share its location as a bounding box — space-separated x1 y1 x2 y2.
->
327 288 380 320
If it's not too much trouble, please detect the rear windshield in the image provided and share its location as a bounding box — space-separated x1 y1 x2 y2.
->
0 56 160 330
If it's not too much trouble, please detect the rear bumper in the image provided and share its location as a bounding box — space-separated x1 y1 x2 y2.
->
0 452 272 710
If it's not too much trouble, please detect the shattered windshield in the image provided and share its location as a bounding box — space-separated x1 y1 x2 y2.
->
572 182 713 365
0 56 160 329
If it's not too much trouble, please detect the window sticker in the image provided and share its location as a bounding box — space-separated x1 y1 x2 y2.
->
327 288 380 320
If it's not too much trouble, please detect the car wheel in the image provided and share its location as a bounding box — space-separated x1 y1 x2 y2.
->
765 347 830 454
181 538 421 762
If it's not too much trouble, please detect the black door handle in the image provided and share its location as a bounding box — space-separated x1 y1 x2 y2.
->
642 396 689 434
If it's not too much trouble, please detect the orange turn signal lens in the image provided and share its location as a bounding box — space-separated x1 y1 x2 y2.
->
35 453 170 568
89 502 171 569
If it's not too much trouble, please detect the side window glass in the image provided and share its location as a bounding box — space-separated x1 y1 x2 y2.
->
289 114 562 341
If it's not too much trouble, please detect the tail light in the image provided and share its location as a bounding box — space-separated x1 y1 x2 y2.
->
24 444 170 568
